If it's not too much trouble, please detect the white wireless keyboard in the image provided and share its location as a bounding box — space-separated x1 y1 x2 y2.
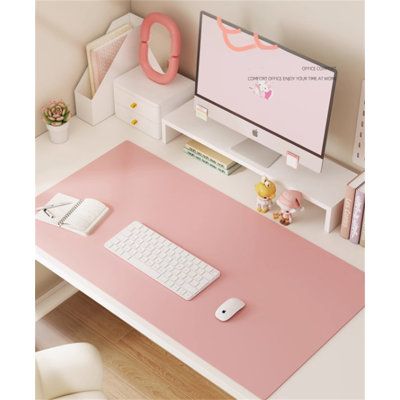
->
104 221 220 300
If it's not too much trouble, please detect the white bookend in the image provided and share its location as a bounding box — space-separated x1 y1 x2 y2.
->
74 13 161 126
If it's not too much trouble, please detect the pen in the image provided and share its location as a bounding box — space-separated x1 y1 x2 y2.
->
36 202 72 212
44 209 55 219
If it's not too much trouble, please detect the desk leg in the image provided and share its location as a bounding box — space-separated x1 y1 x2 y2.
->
162 122 181 144
324 200 344 233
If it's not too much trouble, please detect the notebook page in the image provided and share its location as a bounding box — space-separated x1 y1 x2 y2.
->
35 193 80 226
63 198 107 233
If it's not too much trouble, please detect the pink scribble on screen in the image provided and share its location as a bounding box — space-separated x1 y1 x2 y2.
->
197 14 335 155
216 16 278 52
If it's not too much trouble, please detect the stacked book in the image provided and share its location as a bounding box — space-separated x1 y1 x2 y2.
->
184 140 241 175
340 172 365 246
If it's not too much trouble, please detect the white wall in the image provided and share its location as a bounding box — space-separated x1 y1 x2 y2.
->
35 0 131 136
131 0 364 171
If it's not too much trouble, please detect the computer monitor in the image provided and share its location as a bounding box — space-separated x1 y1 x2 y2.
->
194 11 337 173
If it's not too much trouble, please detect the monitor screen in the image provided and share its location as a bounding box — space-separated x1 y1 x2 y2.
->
195 12 336 157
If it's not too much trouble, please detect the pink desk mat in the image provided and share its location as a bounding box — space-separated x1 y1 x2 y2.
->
36 141 364 399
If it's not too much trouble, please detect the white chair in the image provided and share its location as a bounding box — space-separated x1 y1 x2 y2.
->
35 343 107 400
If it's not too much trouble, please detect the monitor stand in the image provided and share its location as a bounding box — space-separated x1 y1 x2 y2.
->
230 139 281 171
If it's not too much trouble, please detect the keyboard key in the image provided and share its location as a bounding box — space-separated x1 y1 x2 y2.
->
183 283 197 293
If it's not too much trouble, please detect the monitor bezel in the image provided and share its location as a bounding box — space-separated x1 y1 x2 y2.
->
194 11 337 159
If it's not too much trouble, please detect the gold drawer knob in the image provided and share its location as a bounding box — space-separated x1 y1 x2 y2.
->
130 102 137 109
130 119 138 126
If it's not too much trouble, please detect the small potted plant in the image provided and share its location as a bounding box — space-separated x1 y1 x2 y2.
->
42 100 71 143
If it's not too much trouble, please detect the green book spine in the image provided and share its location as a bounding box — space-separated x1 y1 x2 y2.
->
184 148 240 176
185 144 236 170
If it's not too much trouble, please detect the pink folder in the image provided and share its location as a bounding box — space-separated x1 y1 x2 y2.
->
90 34 128 95
36 141 364 399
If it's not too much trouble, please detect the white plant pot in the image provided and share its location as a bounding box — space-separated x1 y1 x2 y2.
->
47 122 70 144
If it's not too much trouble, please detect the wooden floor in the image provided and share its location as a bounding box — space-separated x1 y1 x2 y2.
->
36 292 232 400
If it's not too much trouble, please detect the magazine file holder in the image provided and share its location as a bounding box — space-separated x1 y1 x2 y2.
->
74 13 161 126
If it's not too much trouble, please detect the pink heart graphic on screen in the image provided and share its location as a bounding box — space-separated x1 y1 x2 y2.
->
264 90 273 100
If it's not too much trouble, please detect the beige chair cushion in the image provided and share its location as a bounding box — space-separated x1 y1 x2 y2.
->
36 343 105 400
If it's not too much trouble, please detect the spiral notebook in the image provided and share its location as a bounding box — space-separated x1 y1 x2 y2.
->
35 193 109 236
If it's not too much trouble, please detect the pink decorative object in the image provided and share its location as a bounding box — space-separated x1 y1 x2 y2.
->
274 190 304 226
249 80 273 101
140 12 181 84
264 89 273 100
217 16 278 52
286 151 300 169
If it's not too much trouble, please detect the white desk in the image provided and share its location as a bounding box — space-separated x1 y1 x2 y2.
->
36 116 364 399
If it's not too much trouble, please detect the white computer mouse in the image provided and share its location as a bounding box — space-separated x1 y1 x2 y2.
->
215 298 246 321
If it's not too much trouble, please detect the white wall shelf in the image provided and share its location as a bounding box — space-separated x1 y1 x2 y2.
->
162 100 357 233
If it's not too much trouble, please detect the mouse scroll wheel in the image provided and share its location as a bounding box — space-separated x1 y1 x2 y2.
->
222 310 226 313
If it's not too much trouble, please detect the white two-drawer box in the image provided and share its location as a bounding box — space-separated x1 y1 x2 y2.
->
113 66 195 139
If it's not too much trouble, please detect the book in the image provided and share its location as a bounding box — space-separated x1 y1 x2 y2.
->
184 147 241 175
86 24 132 98
349 183 365 244
359 216 365 247
340 172 365 239
36 193 109 236
185 140 237 170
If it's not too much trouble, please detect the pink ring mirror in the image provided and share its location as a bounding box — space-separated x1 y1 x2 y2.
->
139 13 181 85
